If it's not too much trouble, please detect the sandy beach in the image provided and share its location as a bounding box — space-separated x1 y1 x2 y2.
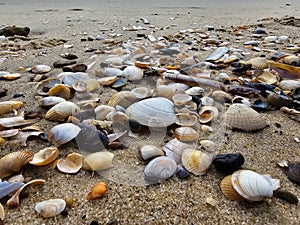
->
0 0 300 224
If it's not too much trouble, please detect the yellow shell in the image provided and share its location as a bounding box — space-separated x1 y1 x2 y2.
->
48 84 71 99
87 182 107 201
0 150 33 179
57 152 83 174
174 127 198 142
220 175 245 201
244 57 269 70
0 101 24 115
256 69 279 85
45 101 80 121
83 152 114 171
29 147 59 166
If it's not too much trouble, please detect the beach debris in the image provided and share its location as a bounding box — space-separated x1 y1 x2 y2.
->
87 182 107 201
213 153 245 174
0 26 30 37
34 198 66 218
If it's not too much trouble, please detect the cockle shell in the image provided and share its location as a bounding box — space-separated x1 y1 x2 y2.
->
82 152 114 171
48 123 81 147
172 93 192 106
87 182 107 201
126 97 176 127
181 149 213 176
0 101 24 115
38 96 66 107
122 66 144 81
174 127 198 142
29 147 59 166
244 57 269 70
198 106 219 124
220 175 245 201
57 152 83 174
45 101 80 121
0 150 33 179
0 202 4 220
35 199 66 218
144 156 177 183
221 170 280 201
108 91 137 108
163 138 191 164
140 145 165 161
48 84 71 99
223 103 267 131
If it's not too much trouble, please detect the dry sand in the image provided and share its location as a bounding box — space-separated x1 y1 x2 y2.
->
0 0 300 224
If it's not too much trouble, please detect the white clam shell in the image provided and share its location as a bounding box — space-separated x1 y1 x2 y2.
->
200 140 216 153
103 67 123 77
163 138 191 164
181 149 213 176
83 152 114 171
45 101 80 121
140 145 165 161
131 87 153 100
31 65 51 74
57 152 83 174
48 123 81 147
144 156 177 183
126 97 176 127
172 93 192 106
34 199 66 218
94 105 115 120
122 66 143 81
154 85 175 99
29 147 59 166
38 96 66 107
279 80 300 91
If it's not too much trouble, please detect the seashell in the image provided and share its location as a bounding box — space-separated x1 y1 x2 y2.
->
256 69 279 85
98 76 118 86
87 182 107 201
184 86 205 96
167 82 190 93
86 79 100 92
48 123 81 147
287 162 300 185
0 116 39 129
200 96 214 106
72 80 87 92
0 101 24 115
274 190 298 204
200 140 216 153
211 90 232 103
62 72 90 87
181 149 213 176
131 87 153 100
38 96 66 107
108 91 137 108
57 152 83 174
35 198 66 218
111 77 128 89
0 202 4 220
140 145 165 161
0 150 33 179
103 67 123 77
45 101 80 121
277 35 289 43
29 147 59 166
264 36 278 43
175 112 198 126
0 129 19 138
279 55 300 67
172 93 192 106
6 179 45 208
144 156 177 183
31 65 51 74
126 97 176 127
7 174 25 183
220 175 246 201
94 105 115 120
176 164 191 179
0 181 24 199
62 63 87 72
153 85 175 99
223 103 267 131
48 84 71 99
213 153 245 174
266 91 293 108
206 46 229 61
279 80 300 91
163 138 191 164
82 152 114 171
174 127 198 142
122 66 143 81
201 125 213 133
36 78 60 96
244 57 269 70
230 170 280 201
231 96 251 106
198 106 218 124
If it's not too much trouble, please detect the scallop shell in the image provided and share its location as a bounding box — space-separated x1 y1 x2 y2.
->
57 152 83 174
0 101 24 115
163 138 191 164
198 106 218 124
48 84 71 99
223 103 267 131
48 123 81 147
126 97 176 127
0 150 33 179
108 91 137 108
82 152 114 171
174 127 198 142
175 112 198 126
87 182 107 201
38 96 66 107
181 149 213 176
220 175 246 201
29 147 59 166
94 105 115 120
31 65 51 74
172 93 192 106
140 145 165 161
45 101 80 121
122 66 143 81
34 199 66 218
244 57 269 70
144 156 177 183
0 203 4 220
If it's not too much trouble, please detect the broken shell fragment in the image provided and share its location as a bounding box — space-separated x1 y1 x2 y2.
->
48 84 71 99
0 101 24 115
29 147 59 166
0 150 33 179
45 101 80 121
34 198 66 218
48 123 81 147
57 152 83 174
0 203 4 220
140 145 165 161
174 127 198 142
83 152 114 171
87 182 107 201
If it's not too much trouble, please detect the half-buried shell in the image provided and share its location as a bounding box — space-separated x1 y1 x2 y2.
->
45 101 80 121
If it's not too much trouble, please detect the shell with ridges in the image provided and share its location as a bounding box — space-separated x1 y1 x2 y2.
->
83 152 114 171
0 150 33 179
220 175 246 201
140 145 165 161
45 101 80 121
154 85 175 99
48 123 81 147
163 138 191 164
244 57 269 70
34 199 66 218
48 84 71 99
38 96 66 107
181 149 213 176
29 147 59 166
87 182 107 201
57 152 83 174
108 91 137 108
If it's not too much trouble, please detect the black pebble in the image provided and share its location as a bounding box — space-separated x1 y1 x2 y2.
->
53 60 76 68
275 190 298 204
253 28 267 34
213 153 245 174
90 221 99 225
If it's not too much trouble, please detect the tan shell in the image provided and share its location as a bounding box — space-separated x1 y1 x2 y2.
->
108 91 137 108
0 137 7 146
31 65 51 74
174 127 198 142
86 79 100 92
0 150 33 179
279 55 300 66
140 145 165 161
0 203 4 220
256 69 279 85
244 57 269 70
172 93 192 106
57 152 83 174
122 66 143 81
200 140 216 153
223 103 267 131
201 125 213 133
181 149 213 176
0 116 38 129
198 106 219 124
153 85 175 99
48 84 71 99
220 175 245 201
94 105 115 120
35 199 66 218
98 76 118 86
131 87 153 100
0 101 24 115
175 112 198 126
45 101 80 121
48 123 81 147
83 152 114 171
211 90 232 103
29 147 59 166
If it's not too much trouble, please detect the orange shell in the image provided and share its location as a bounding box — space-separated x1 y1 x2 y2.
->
87 182 107 201
220 175 245 201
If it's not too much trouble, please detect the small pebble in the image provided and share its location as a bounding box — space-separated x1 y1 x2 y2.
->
90 221 99 225
213 153 245 174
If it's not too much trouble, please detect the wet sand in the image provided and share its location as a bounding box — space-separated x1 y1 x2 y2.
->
0 0 300 224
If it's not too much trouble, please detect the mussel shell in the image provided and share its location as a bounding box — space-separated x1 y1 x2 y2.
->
274 190 299 204
34 199 66 218
287 163 300 185
144 156 177 183
0 181 24 199
176 164 191 179
48 123 81 147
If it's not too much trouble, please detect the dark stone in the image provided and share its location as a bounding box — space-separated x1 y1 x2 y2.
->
53 60 76 68
0 26 30 37
287 163 300 185
107 218 118 225
253 28 267 34
90 221 99 225
275 190 298 204
62 63 87 72
61 53 78 60
213 153 245 174
129 119 141 133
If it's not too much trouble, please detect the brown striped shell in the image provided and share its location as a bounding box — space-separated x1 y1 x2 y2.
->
0 150 33 179
244 57 269 70
45 101 80 121
48 84 71 99
108 91 137 108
